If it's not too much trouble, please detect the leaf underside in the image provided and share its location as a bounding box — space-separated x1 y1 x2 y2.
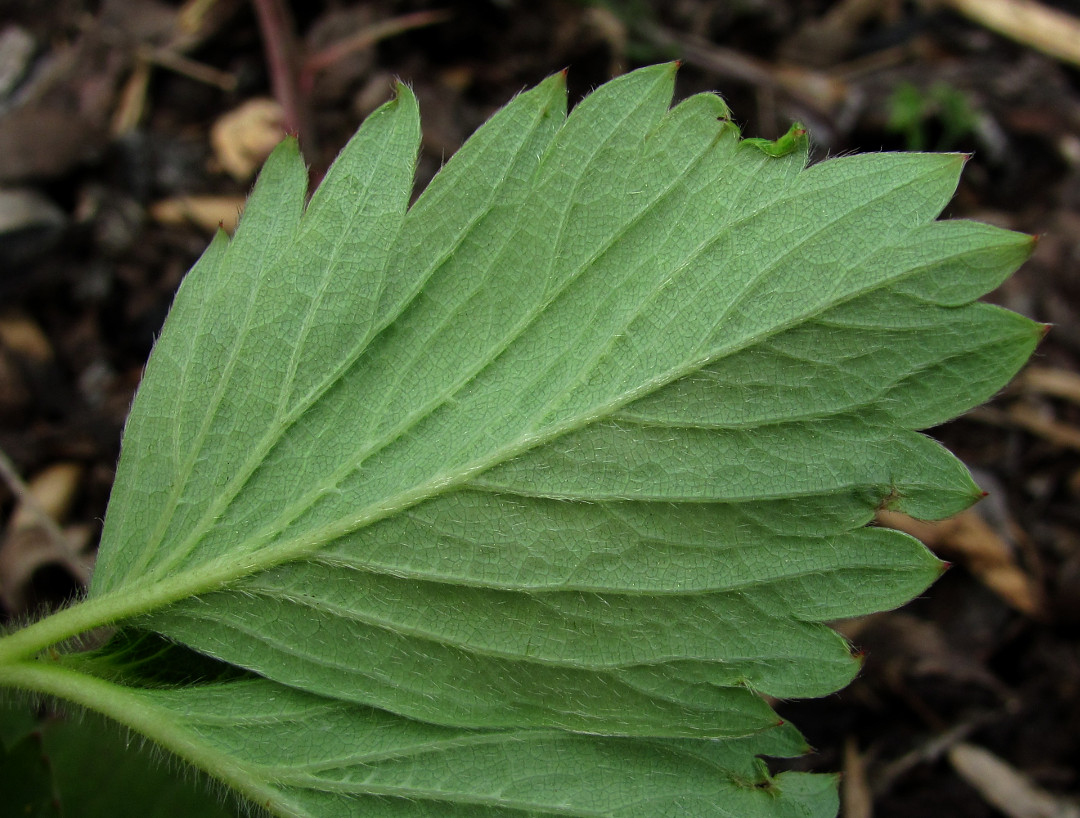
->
79 64 1036 816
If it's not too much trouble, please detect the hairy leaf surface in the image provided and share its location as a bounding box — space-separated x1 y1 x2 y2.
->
123 678 836 817
0 64 1039 817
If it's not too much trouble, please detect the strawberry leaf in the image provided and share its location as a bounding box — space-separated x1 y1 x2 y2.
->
0 64 1039 817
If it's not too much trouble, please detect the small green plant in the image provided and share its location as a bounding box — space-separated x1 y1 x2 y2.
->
887 81 980 152
0 65 1039 817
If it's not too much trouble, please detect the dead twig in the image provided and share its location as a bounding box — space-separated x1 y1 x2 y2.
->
139 45 238 91
843 735 875 818
638 23 850 119
933 0 1080 69
970 404 1080 453
1016 365 1080 405
0 452 92 590
0 448 71 557
303 10 451 80
873 713 1005 797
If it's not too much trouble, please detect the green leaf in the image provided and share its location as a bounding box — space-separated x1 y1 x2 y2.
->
128 678 836 817
0 64 1039 817
0 698 239 818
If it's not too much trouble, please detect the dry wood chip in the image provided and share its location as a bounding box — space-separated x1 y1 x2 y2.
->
149 194 246 234
0 312 55 364
935 0 1080 69
210 98 286 181
877 508 1045 617
949 742 1080 818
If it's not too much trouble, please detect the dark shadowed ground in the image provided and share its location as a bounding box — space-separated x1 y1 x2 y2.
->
1 1 1078 816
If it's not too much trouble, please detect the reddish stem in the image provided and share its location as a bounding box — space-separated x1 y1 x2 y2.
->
251 0 315 156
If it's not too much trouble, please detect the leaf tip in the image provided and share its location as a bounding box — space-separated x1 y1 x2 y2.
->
532 68 568 114
1014 232 1042 267
204 225 231 252
662 60 680 86
392 79 418 108
269 132 300 157
554 67 569 94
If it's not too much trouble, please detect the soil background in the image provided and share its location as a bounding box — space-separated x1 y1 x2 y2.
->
1 1 1079 816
